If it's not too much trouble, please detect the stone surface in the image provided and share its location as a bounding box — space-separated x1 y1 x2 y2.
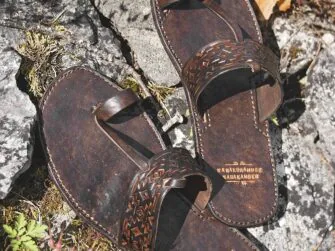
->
0 0 144 85
164 88 195 154
272 16 320 75
322 33 335 46
93 0 180 86
0 0 146 199
0 47 36 199
249 43 335 251
59 0 143 85
50 202 77 235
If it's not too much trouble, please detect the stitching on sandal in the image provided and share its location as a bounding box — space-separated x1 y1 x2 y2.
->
250 90 268 137
41 69 119 245
163 9 170 19
154 0 183 69
152 0 278 226
40 67 167 249
229 227 259 250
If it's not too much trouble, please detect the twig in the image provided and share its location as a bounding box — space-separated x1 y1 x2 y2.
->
306 41 322 76
0 21 26 30
162 111 184 132
9 191 42 223
19 200 42 224
42 7 68 26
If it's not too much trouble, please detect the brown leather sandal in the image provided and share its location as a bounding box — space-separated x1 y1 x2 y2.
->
39 67 260 250
151 0 283 227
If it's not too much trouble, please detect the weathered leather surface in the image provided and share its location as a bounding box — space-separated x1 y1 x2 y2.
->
39 67 164 245
156 191 259 250
152 0 281 226
39 67 260 250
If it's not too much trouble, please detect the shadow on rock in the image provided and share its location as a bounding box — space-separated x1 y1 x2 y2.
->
278 67 307 128
0 126 49 207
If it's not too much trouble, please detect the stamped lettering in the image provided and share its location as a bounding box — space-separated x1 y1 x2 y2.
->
217 161 263 185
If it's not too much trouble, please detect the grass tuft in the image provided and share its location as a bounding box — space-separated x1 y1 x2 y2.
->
148 82 175 117
16 30 64 98
147 82 175 104
120 76 145 98
38 182 65 217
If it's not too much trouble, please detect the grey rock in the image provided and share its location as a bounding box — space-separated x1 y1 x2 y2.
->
322 33 334 47
59 0 143 85
164 88 195 155
0 0 144 86
0 48 36 199
250 44 335 251
272 17 320 75
318 226 335 251
0 0 334 250
50 202 76 235
93 0 179 86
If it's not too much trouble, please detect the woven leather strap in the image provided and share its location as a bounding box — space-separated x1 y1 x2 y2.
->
94 91 212 250
181 39 283 121
95 88 138 121
120 148 212 250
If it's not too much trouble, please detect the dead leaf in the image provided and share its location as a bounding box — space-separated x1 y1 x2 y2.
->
255 0 292 20
278 0 292 12
255 0 277 20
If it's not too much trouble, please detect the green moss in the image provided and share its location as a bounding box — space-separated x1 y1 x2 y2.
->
63 221 116 250
120 76 145 98
38 182 65 217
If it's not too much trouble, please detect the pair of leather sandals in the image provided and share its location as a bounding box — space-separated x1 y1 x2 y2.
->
39 0 283 250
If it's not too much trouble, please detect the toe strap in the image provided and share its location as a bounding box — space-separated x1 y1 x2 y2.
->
120 148 212 250
95 88 139 122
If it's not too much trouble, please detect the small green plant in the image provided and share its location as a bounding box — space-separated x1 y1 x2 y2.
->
3 213 48 251
270 114 280 126
120 76 145 98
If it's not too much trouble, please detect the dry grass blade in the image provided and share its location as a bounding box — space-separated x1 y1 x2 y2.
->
120 76 145 98
16 30 64 98
120 78 176 117
147 82 176 117
147 83 175 102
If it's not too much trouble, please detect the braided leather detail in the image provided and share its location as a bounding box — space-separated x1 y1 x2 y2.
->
181 39 281 106
120 148 210 250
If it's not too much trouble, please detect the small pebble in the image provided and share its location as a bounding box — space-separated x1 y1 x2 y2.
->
322 33 334 46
